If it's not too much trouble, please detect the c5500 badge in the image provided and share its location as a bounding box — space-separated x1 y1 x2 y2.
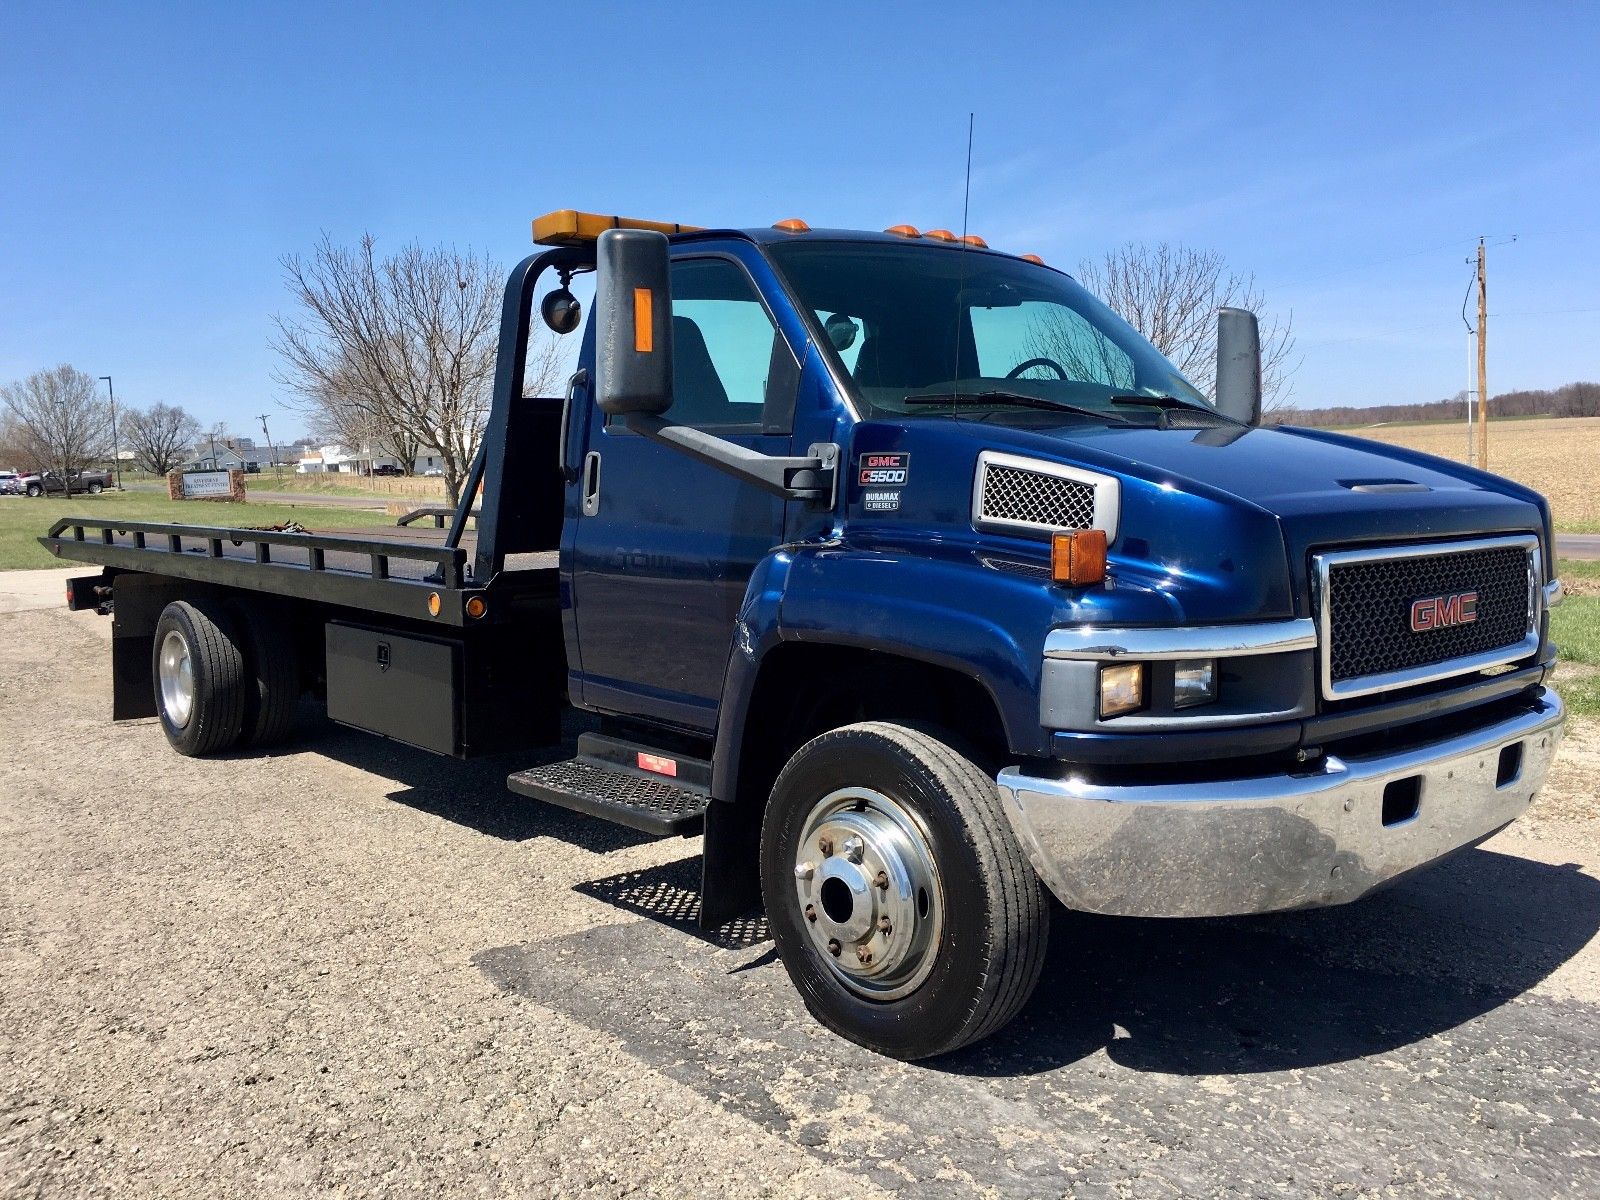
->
857 452 908 513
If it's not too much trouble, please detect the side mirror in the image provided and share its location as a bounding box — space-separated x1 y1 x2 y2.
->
594 228 673 416
1214 306 1262 426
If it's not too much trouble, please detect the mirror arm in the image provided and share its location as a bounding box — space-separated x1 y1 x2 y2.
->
622 414 838 507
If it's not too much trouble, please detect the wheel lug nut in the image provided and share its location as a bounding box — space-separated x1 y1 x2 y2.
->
794 861 815 881
873 870 889 890
877 917 892 935
855 946 873 965
804 904 817 923
827 938 842 957
818 834 834 857
842 836 865 863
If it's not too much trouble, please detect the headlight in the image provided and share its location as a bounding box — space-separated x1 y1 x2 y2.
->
1173 658 1218 708
1098 663 1145 718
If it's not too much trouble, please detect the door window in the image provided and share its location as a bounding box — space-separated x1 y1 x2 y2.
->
638 257 794 431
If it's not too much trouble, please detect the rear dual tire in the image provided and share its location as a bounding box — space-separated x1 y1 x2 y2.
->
761 721 1049 1061
154 601 247 756
153 598 299 756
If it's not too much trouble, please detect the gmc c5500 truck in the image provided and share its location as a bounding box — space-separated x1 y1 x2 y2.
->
48 210 1567 1059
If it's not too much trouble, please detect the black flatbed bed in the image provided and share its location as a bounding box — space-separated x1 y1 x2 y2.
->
41 515 557 626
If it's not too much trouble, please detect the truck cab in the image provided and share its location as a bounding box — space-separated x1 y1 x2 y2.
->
48 210 1567 1061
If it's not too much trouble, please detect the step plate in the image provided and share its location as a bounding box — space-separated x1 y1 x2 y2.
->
507 758 709 836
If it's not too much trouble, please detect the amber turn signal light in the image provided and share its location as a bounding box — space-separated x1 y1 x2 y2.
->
1051 529 1108 586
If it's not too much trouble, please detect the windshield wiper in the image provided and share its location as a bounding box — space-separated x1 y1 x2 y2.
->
903 391 1130 423
1109 393 1232 430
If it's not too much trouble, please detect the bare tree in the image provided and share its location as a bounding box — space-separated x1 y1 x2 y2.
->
1 365 111 492
1073 243 1298 409
274 235 564 505
124 402 202 475
523 326 571 400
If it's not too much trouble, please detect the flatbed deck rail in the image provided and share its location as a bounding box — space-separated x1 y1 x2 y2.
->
42 516 481 625
396 506 481 530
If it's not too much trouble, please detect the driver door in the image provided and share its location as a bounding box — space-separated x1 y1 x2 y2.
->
568 251 798 731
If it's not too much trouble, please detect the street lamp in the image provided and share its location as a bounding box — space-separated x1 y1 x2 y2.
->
98 376 121 490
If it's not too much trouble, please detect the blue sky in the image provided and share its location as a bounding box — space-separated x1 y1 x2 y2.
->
2 1 1597 435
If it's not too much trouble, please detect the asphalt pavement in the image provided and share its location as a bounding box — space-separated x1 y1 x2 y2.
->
1558 533 1600 561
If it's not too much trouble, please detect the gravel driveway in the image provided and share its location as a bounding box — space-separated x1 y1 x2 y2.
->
3 572 1598 1197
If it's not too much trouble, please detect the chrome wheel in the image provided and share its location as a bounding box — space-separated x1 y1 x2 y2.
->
792 786 945 1001
158 629 195 728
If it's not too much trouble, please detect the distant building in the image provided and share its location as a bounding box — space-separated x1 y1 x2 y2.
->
188 437 269 471
296 442 451 475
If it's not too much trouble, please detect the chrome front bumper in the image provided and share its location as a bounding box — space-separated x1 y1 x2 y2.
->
996 687 1565 918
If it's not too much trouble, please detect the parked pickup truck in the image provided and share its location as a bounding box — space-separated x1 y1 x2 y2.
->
45 209 1566 1059
23 468 112 497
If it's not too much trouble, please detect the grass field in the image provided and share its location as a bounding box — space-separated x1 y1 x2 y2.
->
1322 414 1600 532
1553 558 1600 717
0 492 395 570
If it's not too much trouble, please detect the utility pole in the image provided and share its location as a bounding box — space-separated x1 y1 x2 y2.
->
1475 239 1489 471
98 376 121 490
258 413 283 485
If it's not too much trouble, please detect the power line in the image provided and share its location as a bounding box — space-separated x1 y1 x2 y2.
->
1268 236 1482 291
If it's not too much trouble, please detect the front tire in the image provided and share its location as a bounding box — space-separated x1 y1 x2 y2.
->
153 600 247 756
761 721 1048 1060
87 482 103 494
25 484 40 497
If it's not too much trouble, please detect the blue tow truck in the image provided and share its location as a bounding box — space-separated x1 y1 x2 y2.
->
47 210 1567 1059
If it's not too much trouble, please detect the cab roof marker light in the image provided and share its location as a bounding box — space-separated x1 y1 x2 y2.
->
884 224 922 238
1020 253 1046 265
960 234 988 248
925 229 959 243
772 218 811 233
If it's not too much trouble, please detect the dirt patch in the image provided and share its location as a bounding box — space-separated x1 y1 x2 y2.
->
4 601 1599 1198
1527 709 1600 829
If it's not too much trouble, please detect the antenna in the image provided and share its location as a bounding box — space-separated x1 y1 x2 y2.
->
950 112 975 417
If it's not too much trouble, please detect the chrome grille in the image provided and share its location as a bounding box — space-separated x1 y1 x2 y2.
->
973 451 1116 537
1315 536 1539 700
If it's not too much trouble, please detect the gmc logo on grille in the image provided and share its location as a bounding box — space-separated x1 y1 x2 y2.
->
1410 591 1479 632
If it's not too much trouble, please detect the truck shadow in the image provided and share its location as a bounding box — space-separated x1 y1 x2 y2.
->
258 705 652 854
942 844 1600 1077
573 843 1599 1076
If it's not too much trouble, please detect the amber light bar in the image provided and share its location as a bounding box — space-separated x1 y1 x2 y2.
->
532 210 703 246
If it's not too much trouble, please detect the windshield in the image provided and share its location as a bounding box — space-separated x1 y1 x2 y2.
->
766 240 1211 424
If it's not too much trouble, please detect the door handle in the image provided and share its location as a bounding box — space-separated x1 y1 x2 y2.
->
581 451 601 516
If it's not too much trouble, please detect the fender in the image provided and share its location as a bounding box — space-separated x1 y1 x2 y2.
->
711 537 1154 803
711 546 796 803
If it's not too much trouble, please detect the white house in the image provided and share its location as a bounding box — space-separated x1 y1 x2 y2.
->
297 442 450 475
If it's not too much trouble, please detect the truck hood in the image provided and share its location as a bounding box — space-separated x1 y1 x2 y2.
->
1000 420 1546 613
846 417 1550 623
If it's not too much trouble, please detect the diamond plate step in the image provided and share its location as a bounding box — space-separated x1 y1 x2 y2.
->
507 756 709 836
